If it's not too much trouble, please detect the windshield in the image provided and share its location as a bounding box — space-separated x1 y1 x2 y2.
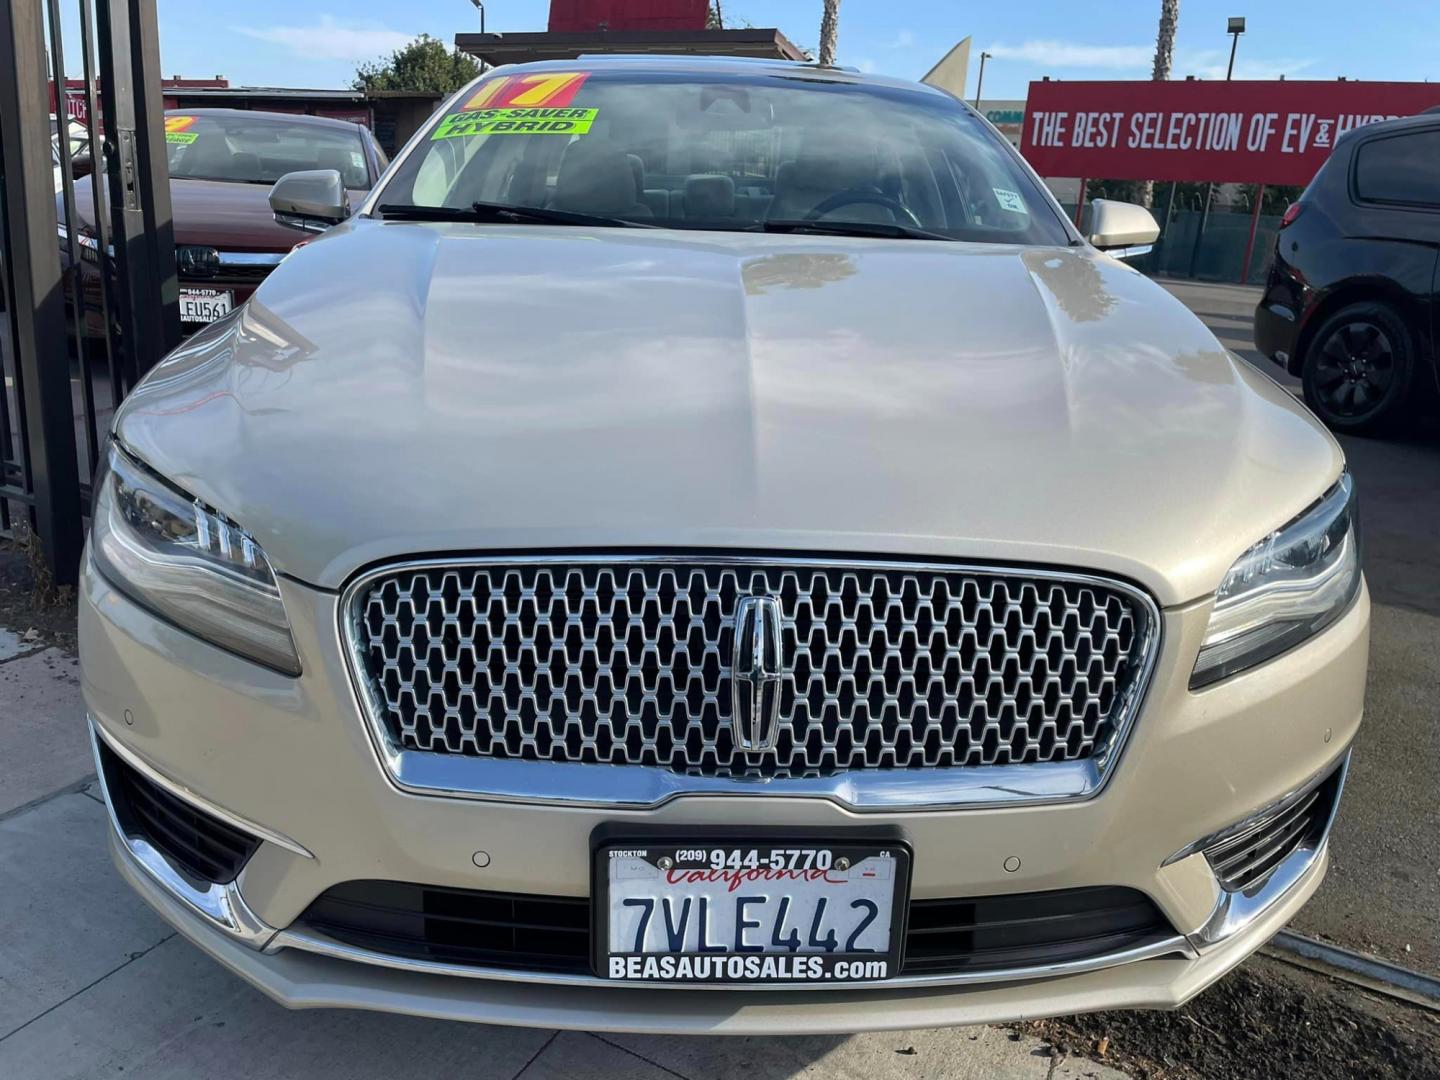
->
375 69 1069 244
165 113 371 188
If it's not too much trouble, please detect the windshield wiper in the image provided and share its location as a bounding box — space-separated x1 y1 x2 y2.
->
376 201 656 229
752 219 956 242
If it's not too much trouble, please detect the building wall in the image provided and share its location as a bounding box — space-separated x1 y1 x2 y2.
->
547 0 709 32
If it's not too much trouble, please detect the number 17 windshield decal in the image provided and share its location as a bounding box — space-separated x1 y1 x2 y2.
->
460 72 591 111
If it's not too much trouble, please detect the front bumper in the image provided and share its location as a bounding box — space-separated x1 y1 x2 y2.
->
80 556 1369 1032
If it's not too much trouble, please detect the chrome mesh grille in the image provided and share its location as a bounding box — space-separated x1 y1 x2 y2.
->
348 560 1153 780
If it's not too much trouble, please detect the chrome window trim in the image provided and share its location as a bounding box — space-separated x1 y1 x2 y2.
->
336 554 1163 812
89 719 280 948
269 924 1195 992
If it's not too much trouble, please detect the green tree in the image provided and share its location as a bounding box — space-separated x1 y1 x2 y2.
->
354 34 481 95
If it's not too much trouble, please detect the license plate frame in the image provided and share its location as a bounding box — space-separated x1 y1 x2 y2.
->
179 287 233 324
592 829 911 985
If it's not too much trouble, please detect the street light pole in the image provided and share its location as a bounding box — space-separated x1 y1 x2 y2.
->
1225 16 1245 79
470 0 486 33
974 51 991 109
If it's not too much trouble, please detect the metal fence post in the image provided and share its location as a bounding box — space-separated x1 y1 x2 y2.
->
0 0 85 583
96 0 180 387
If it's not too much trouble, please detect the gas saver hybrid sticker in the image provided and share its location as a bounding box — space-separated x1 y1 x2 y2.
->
431 107 598 140
431 71 597 139
165 116 199 145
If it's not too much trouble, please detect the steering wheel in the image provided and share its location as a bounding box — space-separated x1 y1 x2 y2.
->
804 190 923 228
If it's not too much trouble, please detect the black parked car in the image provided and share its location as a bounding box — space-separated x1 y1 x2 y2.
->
1255 113 1440 434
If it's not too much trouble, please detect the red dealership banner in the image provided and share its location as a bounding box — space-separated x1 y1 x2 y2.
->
1021 79 1440 185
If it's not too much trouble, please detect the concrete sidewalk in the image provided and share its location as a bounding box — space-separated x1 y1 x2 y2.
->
0 643 1123 1078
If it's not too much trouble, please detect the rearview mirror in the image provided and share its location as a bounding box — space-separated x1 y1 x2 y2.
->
1086 199 1160 259
270 170 349 233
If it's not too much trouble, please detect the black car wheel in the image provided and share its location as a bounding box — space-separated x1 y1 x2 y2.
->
1302 302 1417 435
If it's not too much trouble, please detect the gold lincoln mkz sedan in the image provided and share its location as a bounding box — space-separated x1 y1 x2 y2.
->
80 56 1368 1033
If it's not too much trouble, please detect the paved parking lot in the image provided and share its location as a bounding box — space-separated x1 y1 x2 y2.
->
1 278 1436 1078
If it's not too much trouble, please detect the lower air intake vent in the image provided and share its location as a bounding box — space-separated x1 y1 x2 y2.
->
99 741 260 885
297 881 1174 978
902 885 1172 974
1203 766 1344 892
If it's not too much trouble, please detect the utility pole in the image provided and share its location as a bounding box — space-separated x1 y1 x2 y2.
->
974 51 991 108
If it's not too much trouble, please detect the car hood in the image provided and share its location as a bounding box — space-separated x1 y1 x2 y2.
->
69 176 360 251
114 220 1342 605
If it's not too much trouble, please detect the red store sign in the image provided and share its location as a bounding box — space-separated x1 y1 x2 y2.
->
1020 79 1440 186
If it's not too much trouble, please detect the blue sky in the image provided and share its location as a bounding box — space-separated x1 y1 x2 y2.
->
63 1 1440 98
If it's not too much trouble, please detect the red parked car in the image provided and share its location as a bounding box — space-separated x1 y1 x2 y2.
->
64 109 386 336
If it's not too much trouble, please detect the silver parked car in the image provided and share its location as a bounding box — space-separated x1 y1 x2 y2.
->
81 57 1367 1033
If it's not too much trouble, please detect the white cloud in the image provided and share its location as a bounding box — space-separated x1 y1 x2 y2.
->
1177 49 1316 81
232 16 414 63
856 57 879 74
983 40 1152 70
887 29 915 50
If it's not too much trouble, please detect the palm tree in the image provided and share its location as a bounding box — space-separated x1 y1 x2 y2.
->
1140 0 1180 207
818 0 841 66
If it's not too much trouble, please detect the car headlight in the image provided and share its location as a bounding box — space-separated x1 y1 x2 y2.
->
1191 472 1359 689
91 444 301 675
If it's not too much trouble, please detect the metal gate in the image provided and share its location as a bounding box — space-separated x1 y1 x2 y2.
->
0 0 178 586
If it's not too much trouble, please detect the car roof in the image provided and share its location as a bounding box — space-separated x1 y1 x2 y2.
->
1335 109 1440 149
164 107 368 133
473 55 957 102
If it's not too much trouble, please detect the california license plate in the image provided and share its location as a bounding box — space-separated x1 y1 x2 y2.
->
179 287 233 324
595 840 910 984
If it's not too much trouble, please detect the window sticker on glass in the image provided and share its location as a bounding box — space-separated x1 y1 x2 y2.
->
431 107 599 140
992 188 1027 214
460 72 592 111
165 116 199 145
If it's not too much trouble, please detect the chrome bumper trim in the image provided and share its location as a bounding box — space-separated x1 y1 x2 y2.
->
1190 751 1350 948
270 925 1195 992
376 748 1111 811
214 251 286 269
90 720 280 949
91 717 313 859
336 554 1163 812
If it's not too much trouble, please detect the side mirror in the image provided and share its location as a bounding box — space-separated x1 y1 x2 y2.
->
269 169 350 233
69 150 93 180
1086 199 1161 259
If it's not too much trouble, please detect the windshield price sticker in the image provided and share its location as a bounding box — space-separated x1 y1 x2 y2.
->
598 842 909 984
165 116 199 145
460 71 592 111
431 107 598 140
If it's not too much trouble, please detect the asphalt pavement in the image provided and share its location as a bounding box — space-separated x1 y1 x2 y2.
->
1160 279 1440 974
